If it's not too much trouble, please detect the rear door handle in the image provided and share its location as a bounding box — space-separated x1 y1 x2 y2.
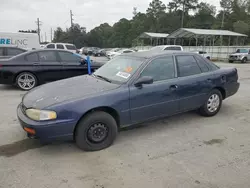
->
170 85 178 90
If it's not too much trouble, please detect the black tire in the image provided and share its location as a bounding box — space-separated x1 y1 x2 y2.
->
229 60 234 63
15 72 38 91
75 111 118 151
241 57 247 63
198 89 223 117
206 56 211 60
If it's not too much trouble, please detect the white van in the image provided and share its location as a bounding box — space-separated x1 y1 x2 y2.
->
0 32 40 50
44 43 77 53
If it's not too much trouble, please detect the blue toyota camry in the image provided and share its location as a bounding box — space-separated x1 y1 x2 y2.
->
17 51 240 151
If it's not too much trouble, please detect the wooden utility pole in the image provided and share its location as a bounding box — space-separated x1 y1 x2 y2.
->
70 10 74 28
35 18 42 43
50 28 53 42
181 0 185 28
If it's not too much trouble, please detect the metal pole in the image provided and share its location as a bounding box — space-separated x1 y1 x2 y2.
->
212 37 214 59
189 38 191 51
195 36 198 50
227 36 231 61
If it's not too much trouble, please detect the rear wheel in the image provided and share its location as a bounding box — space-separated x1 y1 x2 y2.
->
241 57 247 63
16 72 38 91
75 111 118 151
199 89 222 117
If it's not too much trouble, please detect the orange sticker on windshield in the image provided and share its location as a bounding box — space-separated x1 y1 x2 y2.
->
125 67 133 73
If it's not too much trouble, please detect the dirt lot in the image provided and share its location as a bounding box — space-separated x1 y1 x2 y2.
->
0 62 250 188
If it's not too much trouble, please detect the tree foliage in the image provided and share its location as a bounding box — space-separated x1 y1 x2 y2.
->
53 0 250 48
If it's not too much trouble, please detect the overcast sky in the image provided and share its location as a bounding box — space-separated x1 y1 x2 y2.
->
0 0 221 42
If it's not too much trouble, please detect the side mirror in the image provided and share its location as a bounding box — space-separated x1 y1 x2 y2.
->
134 76 153 87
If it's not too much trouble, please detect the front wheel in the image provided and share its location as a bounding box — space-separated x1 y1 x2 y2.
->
198 89 222 117
75 111 118 151
229 60 234 63
16 72 38 91
241 57 247 63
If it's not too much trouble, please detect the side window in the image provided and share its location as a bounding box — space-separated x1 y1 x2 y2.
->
174 47 182 51
65 45 76 50
194 56 209 72
164 47 172 50
0 47 3 56
140 56 175 82
46 44 55 49
7 48 25 56
176 55 202 77
38 51 57 62
56 44 64 49
58 51 81 62
123 50 132 53
26 53 39 62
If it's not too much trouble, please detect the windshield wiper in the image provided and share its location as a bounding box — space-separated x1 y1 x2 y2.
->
93 74 112 83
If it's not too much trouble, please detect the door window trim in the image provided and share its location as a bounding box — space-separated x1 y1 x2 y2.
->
131 55 178 85
38 51 60 62
175 55 205 78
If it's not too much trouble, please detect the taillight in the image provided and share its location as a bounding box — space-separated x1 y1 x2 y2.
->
0 64 2 68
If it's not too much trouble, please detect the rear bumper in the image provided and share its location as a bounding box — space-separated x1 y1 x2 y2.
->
225 82 240 98
17 103 76 142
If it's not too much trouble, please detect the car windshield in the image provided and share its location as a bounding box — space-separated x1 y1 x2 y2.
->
236 49 248 53
93 56 144 84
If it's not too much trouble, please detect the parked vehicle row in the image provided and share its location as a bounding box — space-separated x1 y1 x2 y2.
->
0 49 104 90
17 50 240 151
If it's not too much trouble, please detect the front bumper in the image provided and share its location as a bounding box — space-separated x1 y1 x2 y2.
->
17 104 76 142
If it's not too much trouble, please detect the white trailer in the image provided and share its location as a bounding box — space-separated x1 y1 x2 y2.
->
0 32 40 50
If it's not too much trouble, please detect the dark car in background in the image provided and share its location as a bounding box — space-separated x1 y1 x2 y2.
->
0 46 27 59
93 49 106 57
0 49 104 90
17 51 239 151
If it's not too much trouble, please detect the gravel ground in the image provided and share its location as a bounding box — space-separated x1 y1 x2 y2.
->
0 61 250 188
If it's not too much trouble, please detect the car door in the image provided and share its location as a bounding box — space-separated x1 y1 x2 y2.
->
36 50 64 82
58 51 88 79
174 55 214 112
129 55 179 124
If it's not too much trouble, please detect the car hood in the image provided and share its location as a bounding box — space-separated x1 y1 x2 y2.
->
230 53 247 56
22 75 119 109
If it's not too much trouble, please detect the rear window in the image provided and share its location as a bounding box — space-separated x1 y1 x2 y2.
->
7 48 26 56
66 45 76 50
164 46 182 51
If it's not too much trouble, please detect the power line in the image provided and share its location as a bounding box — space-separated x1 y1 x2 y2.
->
35 18 42 44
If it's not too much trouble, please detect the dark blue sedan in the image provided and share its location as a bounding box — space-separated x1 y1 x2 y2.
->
17 51 240 151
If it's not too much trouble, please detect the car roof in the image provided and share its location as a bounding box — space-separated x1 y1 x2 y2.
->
47 43 75 46
119 50 197 59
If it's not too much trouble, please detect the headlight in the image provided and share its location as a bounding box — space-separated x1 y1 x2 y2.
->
26 109 57 121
